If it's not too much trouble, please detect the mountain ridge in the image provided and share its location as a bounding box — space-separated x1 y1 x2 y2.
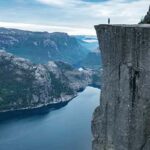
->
0 27 88 64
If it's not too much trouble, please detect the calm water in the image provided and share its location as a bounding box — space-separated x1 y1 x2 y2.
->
0 86 100 150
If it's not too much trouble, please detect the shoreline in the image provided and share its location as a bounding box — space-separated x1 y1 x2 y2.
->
0 86 100 120
0 95 77 120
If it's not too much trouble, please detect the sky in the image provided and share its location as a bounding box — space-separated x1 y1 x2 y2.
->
0 0 149 35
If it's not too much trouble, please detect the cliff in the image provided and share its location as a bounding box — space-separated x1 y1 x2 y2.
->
92 24 150 150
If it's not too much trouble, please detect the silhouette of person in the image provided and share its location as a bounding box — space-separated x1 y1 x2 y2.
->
108 18 110 24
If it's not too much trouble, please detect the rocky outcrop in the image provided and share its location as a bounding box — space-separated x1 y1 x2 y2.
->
140 6 150 24
92 24 150 150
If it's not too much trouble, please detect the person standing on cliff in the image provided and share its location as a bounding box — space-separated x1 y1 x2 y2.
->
108 18 110 24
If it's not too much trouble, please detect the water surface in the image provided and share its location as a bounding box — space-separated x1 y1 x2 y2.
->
0 86 100 150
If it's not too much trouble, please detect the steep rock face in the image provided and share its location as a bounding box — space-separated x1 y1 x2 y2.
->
92 25 150 150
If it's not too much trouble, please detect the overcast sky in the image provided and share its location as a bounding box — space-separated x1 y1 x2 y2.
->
0 0 149 35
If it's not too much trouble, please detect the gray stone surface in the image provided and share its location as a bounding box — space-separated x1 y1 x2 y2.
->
92 24 150 150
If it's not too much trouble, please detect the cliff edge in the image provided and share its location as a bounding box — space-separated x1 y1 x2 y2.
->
92 24 150 150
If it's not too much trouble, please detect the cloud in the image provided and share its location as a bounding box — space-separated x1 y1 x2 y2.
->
0 21 95 35
36 0 67 6
0 0 149 35
36 0 79 7
35 0 149 24
81 0 149 24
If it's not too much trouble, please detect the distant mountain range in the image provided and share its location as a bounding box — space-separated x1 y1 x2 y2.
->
0 28 89 64
74 35 101 69
0 28 101 69
74 35 99 53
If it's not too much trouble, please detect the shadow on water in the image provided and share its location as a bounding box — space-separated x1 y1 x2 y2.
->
0 101 69 122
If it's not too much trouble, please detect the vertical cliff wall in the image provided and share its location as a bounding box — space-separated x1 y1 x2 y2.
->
92 25 150 150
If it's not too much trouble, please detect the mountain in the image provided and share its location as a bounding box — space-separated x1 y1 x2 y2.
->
76 52 101 69
0 28 101 69
0 28 101 113
0 28 88 64
0 51 100 112
0 50 74 111
74 35 101 69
